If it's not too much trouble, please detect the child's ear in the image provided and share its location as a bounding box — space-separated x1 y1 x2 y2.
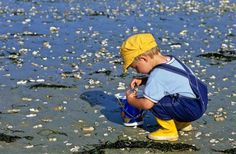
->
139 55 148 62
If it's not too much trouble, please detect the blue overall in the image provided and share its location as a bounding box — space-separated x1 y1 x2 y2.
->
150 56 208 122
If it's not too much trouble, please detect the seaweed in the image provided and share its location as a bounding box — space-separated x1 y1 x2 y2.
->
37 129 68 139
212 148 236 154
0 133 33 143
197 52 236 62
77 140 199 153
29 83 75 89
87 11 107 17
90 70 112 76
10 32 45 37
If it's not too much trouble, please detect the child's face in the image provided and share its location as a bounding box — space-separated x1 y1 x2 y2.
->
129 56 152 74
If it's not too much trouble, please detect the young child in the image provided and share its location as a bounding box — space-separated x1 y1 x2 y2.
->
120 33 208 141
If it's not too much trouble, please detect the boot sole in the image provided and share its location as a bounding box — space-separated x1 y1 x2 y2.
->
123 121 144 127
178 125 193 132
148 135 179 141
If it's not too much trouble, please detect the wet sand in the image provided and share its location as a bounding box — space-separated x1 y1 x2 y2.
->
0 0 235 153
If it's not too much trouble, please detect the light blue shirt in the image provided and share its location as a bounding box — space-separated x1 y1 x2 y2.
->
143 57 196 103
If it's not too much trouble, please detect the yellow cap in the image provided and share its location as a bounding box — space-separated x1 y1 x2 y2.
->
120 33 157 73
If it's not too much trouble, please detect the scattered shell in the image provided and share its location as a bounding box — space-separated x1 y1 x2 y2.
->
17 80 28 85
21 97 32 102
49 138 57 142
7 109 21 113
117 82 126 90
33 124 43 129
24 145 34 149
29 108 39 113
26 114 37 118
53 106 64 111
43 41 51 49
104 133 108 136
195 132 202 138
50 26 59 33
82 127 95 133
231 101 236 106
214 116 225 122
70 146 80 152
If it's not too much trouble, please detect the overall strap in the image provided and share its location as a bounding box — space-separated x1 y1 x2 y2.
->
156 63 190 79
153 56 208 113
154 56 200 99
170 55 192 74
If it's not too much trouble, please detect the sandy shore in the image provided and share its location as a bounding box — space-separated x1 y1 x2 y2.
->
0 0 235 153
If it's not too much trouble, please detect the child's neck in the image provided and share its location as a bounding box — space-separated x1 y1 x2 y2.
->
152 54 170 67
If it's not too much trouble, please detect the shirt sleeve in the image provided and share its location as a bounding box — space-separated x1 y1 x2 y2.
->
143 70 166 103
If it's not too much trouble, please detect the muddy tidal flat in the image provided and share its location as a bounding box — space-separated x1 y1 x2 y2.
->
0 0 236 153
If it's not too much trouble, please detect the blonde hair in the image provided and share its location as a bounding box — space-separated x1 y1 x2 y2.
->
134 46 160 62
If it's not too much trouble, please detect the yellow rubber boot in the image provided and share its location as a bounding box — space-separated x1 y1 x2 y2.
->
148 118 178 141
174 120 193 132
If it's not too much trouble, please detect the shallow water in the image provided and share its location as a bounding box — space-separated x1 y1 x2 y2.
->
0 0 236 153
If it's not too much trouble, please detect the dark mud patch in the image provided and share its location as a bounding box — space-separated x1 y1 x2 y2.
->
0 133 33 143
212 148 236 154
77 140 199 153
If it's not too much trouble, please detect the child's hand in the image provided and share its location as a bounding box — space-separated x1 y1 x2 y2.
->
126 89 137 103
130 78 142 89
